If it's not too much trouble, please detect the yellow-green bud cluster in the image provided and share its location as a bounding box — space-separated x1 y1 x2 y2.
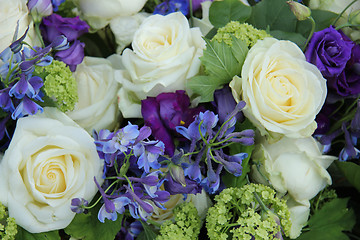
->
212 22 271 47
0 202 17 240
39 60 78 112
157 202 201 240
206 183 292 240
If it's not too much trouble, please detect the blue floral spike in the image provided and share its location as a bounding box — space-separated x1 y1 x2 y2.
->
134 140 164 172
11 96 43 120
10 27 29 53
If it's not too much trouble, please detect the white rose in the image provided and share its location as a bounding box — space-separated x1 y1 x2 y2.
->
109 12 150 53
150 189 212 224
230 37 327 139
67 56 121 133
76 0 147 29
117 12 205 118
0 107 103 233
251 136 336 238
0 0 37 53
309 0 360 41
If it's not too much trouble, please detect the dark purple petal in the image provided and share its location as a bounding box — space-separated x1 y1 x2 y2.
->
213 86 243 124
41 14 89 43
164 173 202 195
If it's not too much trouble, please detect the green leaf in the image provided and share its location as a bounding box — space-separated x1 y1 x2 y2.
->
296 10 338 37
297 198 356 240
230 36 248 70
336 161 360 192
137 220 157 240
64 203 123 240
16 228 60 240
270 30 306 49
187 75 222 102
201 38 241 82
222 119 256 188
247 0 297 32
209 0 252 28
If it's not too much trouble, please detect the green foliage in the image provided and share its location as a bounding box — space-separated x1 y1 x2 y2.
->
64 202 123 240
270 30 306 49
206 184 291 240
157 202 201 240
209 0 252 28
247 0 297 32
137 221 157 240
336 161 360 192
15 228 60 240
297 198 356 240
222 119 256 189
296 10 338 36
189 37 248 102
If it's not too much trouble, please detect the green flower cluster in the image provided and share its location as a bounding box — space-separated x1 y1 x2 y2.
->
37 60 78 112
206 183 291 240
0 202 17 240
157 202 201 240
212 22 271 47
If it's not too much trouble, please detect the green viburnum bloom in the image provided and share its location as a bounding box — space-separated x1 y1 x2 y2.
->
157 202 201 240
212 22 271 47
0 202 17 240
36 60 78 112
206 183 291 240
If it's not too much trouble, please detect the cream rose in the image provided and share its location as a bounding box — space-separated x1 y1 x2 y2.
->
0 107 103 233
117 12 205 118
76 0 147 29
150 189 212 224
67 56 121 133
251 136 336 238
0 0 37 53
230 37 327 139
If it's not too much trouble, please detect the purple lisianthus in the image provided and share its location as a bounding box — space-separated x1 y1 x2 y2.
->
41 14 89 43
305 26 354 78
327 44 360 97
141 90 204 156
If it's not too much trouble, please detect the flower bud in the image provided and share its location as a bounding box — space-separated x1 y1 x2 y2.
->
27 0 53 23
169 164 187 187
287 0 311 21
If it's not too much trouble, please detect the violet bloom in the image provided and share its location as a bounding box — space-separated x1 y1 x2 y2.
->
192 0 212 11
305 26 354 78
142 90 203 156
51 0 65 11
154 0 189 15
27 0 53 22
328 44 360 97
54 40 85 71
164 172 202 195
41 14 89 43
134 140 164 173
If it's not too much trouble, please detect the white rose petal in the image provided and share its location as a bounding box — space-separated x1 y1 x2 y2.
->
0 107 103 233
67 56 121 133
77 0 147 29
230 37 327 138
251 136 336 238
117 12 205 118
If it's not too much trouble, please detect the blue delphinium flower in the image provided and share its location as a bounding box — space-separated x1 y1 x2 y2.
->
134 140 165 173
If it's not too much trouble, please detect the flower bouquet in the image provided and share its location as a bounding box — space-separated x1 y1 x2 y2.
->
0 0 359 239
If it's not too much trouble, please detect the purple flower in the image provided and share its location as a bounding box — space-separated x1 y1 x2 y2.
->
11 96 43 119
142 90 203 156
213 86 243 125
327 44 360 97
134 140 164 173
41 14 89 43
54 40 85 71
0 88 14 112
154 0 189 16
164 172 202 195
27 0 53 22
305 26 354 78
117 220 143 240
70 198 88 214
9 75 43 100
192 0 212 11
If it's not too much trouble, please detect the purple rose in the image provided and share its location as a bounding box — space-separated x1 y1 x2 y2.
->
305 26 354 78
41 14 89 43
141 90 204 156
54 40 85 71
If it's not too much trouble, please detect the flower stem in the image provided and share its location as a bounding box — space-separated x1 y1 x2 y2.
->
302 16 316 51
332 0 358 26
